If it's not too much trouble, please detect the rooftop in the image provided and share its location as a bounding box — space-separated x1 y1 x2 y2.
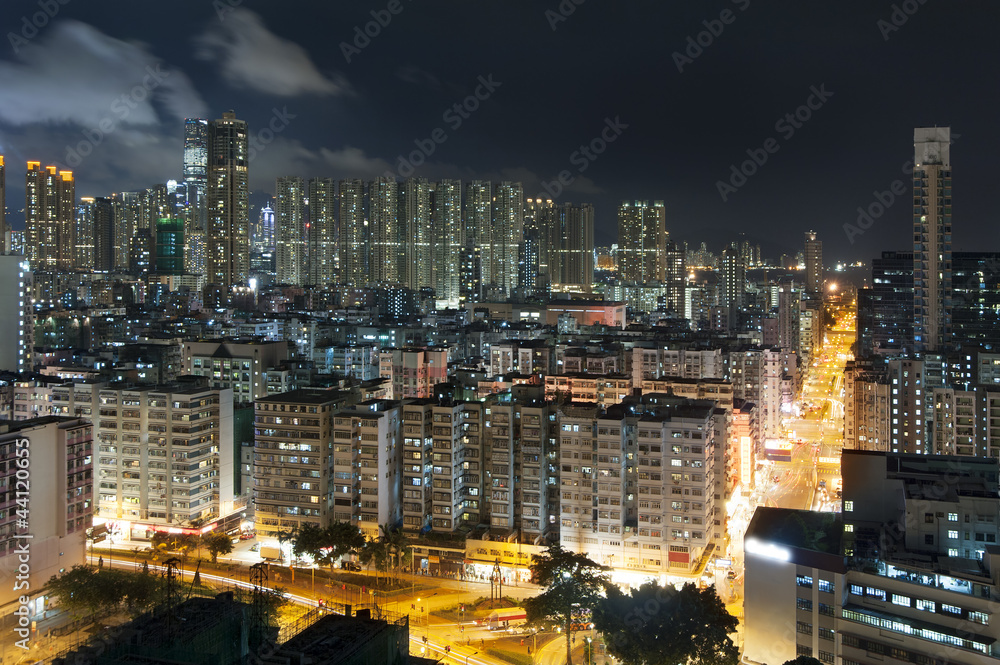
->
256 388 347 405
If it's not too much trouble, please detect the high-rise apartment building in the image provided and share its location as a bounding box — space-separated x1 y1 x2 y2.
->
552 203 595 293
339 179 367 287
462 181 491 301
0 417 92 609
206 111 249 300
378 347 449 400
844 360 891 451
307 177 336 286
275 176 306 285
0 155 7 253
886 357 926 454
0 254 34 372
720 244 746 330
400 177 433 292
804 230 823 297
489 181 524 297
182 340 290 403
913 126 953 352
86 383 236 532
662 240 686 313
25 162 75 270
75 197 96 271
525 197 556 288
369 177 399 285
433 179 463 307
330 400 402 539
617 200 665 283
254 389 352 539
558 398 722 575
486 397 552 540
400 399 485 533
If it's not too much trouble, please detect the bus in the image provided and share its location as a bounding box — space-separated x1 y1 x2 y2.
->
487 609 527 631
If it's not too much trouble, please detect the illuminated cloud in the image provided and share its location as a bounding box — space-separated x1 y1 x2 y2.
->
195 9 351 97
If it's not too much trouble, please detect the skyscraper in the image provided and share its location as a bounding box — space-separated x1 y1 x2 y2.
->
463 180 491 297
338 179 367 287
369 177 399 284
552 202 595 293
254 202 275 253
183 118 209 230
525 197 556 287
0 155 6 254
75 197 95 271
662 240 686 313
401 177 433 291
913 126 952 352
720 243 746 330
804 230 823 296
617 200 666 283
205 111 249 299
275 176 306 285
306 177 336 286
91 197 115 272
491 181 523 297
433 179 463 307
25 162 75 271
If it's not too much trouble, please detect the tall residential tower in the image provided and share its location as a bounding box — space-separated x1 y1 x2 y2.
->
913 126 952 352
205 111 249 301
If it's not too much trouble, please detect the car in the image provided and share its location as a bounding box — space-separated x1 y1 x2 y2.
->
342 561 362 572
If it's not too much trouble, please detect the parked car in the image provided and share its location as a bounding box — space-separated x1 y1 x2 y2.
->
342 561 361 572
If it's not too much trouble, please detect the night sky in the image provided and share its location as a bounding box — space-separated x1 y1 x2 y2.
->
0 0 997 262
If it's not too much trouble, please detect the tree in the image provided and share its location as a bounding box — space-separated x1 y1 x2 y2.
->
292 523 327 561
380 523 407 586
46 566 163 619
203 532 234 563
782 658 823 665
523 544 610 665
358 537 389 586
593 581 738 665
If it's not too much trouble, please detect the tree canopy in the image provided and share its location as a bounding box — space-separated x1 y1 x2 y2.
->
524 544 610 665
291 521 367 571
46 566 162 618
203 532 234 563
593 581 739 665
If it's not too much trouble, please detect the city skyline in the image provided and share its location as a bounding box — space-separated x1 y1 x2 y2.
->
0 2 997 261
